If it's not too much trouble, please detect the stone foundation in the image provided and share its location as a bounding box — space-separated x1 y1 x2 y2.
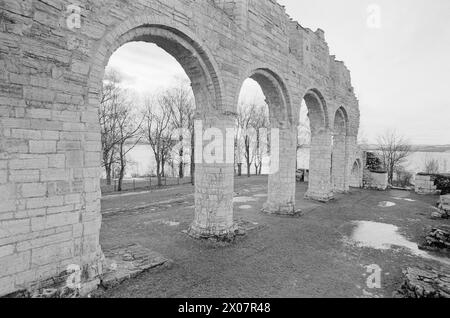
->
415 174 441 195
363 170 388 191
261 201 302 217
304 190 335 202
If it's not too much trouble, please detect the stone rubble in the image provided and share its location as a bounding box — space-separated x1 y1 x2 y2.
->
439 195 450 213
430 195 450 219
396 267 450 298
419 225 450 254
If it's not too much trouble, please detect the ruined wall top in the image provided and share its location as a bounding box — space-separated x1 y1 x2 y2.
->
213 0 356 100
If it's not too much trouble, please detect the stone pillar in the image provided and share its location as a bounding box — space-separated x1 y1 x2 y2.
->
305 130 334 202
262 124 299 215
188 114 237 240
332 134 347 192
345 135 358 190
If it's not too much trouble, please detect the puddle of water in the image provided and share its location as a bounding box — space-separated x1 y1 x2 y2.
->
378 201 396 207
350 221 450 265
234 196 257 203
239 205 253 210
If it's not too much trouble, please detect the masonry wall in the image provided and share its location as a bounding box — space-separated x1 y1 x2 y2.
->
0 0 360 296
415 174 440 195
363 170 388 191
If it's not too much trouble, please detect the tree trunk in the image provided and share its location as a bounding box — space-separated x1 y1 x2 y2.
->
118 166 125 192
179 137 184 179
105 165 112 186
117 144 126 192
237 163 242 177
156 159 162 187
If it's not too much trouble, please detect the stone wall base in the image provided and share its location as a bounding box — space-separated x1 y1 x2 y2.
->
3 257 104 298
304 191 334 203
186 223 240 243
261 201 302 217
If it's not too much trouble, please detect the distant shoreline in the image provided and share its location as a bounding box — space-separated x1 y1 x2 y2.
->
362 145 450 153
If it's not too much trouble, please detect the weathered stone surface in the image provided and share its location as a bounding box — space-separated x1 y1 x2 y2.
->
0 0 360 296
100 244 172 290
439 195 450 212
396 267 450 298
419 225 450 253
363 170 388 191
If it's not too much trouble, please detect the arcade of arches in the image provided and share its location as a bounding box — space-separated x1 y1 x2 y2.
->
0 0 360 295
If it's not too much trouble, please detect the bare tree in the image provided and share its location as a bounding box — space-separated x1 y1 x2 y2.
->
142 97 177 187
237 102 255 177
115 99 143 192
423 158 440 175
377 130 412 185
99 69 124 185
250 104 270 175
159 82 195 181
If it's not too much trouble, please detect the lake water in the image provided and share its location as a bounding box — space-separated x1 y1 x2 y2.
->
125 145 450 177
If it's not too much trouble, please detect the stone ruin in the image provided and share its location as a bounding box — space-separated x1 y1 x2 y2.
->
430 195 450 219
419 225 450 254
0 0 361 296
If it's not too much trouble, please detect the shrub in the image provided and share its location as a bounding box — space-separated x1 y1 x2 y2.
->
434 174 450 195
366 152 383 172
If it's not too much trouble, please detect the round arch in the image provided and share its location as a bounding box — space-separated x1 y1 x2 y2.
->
302 88 329 135
236 64 294 125
87 15 225 113
333 106 349 136
350 159 363 188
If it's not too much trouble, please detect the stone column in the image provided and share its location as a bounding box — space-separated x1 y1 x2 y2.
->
305 130 334 202
262 124 299 215
332 133 347 192
345 135 358 191
188 114 237 240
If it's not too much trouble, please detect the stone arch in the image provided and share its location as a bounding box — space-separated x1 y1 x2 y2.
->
236 64 294 125
333 107 349 137
87 18 236 245
302 88 329 135
302 89 334 202
236 66 297 215
331 106 350 192
350 159 363 188
88 16 225 113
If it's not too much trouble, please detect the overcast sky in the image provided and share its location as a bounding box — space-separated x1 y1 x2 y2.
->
108 0 450 145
